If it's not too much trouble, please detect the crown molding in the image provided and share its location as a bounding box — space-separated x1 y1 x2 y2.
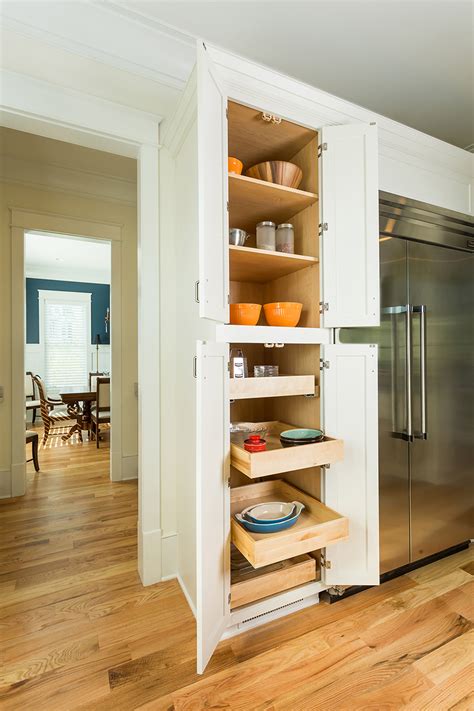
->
1 1 194 91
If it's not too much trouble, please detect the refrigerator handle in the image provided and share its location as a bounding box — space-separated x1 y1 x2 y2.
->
413 305 428 439
405 304 413 441
383 305 413 441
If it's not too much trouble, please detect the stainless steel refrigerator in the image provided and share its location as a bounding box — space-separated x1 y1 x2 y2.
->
342 193 474 575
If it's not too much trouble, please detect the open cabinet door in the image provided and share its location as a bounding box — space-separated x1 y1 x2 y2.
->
322 343 379 586
320 123 379 328
196 341 230 673
197 42 229 322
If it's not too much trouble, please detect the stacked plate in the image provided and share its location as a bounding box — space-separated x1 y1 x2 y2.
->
280 428 324 448
235 500 304 533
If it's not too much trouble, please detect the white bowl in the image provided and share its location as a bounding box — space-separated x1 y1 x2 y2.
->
242 501 297 522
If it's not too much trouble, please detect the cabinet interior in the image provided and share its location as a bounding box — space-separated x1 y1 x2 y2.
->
228 101 320 329
227 102 342 609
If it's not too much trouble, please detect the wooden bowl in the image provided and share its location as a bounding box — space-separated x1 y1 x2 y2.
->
245 161 303 189
230 303 262 326
263 302 302 327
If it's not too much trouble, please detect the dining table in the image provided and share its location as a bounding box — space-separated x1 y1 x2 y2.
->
59 386 96 441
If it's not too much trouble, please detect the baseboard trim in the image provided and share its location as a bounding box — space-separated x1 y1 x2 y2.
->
162 531 177 579
138 525 162 586
0 469 12 498
121 454 138 480
177 573 197 619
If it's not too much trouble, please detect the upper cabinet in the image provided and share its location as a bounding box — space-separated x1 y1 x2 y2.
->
196 45 380 331
196 44 229 322
320 124 380 328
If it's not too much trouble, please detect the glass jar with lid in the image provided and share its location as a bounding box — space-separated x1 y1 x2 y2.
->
256 221 276 251
276 223 294 253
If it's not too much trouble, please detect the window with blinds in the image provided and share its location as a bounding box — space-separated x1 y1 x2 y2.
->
39 291 91 392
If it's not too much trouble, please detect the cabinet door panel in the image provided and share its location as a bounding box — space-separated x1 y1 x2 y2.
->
197 42 229 322
196 341 230 673
321 123 379 327
322 343 379 586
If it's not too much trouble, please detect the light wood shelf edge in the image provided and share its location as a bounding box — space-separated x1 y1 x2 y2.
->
229 375 316 400
229 172 318 201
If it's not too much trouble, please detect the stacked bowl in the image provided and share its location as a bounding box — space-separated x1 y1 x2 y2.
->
235 500 304 533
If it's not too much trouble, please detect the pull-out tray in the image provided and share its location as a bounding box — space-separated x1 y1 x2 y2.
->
231 479 349 569
229 375 316 400
230 547 317 609
231 421 343 478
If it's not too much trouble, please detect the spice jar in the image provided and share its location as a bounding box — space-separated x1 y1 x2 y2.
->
256 221 276 251
276 223 294 253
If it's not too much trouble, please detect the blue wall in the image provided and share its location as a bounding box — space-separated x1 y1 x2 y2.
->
26 278 110 345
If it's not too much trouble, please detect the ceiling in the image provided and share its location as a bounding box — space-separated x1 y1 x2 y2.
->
25 232 111 284
112 0 473 149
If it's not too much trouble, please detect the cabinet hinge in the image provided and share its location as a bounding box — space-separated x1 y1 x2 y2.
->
226 107 228 119
320 359 330 370
227 361 231 372
319 301 329 314
227 476 231 487
317 142 328 157
320 553 332 569
228 592 231 604
195 280 200 303
319 222 328 236
193 356 197 378
227 201 229 212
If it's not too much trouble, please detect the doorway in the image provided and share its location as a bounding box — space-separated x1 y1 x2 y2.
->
25 231 115 473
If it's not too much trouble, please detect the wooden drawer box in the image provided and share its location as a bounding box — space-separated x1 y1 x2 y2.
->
230 421 343 479
231 479 349 569
230 548 317 609
229 375 316 400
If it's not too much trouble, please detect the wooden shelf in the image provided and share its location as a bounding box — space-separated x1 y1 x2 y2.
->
229 245 318 283
230 547 316 609
231 480 348 569
230 375 316 400
231 421 343 479
228 173 318 234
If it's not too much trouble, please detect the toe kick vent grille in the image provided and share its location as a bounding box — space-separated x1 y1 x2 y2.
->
240 597 305 626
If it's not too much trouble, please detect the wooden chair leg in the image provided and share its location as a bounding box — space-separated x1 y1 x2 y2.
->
96 423 100 448
32 408 37 425
32 437 40 472
42 422 50 446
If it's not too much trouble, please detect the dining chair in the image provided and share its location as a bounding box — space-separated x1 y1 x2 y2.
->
33 375 77 445
26 429 40 472
90 377 110 448
89 371 106 392
25 371 40 425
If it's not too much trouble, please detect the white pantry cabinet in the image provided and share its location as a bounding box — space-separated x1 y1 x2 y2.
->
162 41 380 674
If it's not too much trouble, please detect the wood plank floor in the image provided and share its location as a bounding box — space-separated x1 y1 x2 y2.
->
1 431 472 710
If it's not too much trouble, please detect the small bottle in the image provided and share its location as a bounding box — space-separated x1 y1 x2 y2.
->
276 223 294 253
230 348 248 378
256 221 276 251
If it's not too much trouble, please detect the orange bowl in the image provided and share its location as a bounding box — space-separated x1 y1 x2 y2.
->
263 302 302 327
230 303 262 326
228 157 243 175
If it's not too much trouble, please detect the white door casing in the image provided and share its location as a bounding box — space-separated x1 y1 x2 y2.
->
322 343 379 586
196 42 229 323
196 340 230 674
320 123 380 327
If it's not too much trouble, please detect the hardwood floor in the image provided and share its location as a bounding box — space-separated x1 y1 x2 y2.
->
1 432 472 710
